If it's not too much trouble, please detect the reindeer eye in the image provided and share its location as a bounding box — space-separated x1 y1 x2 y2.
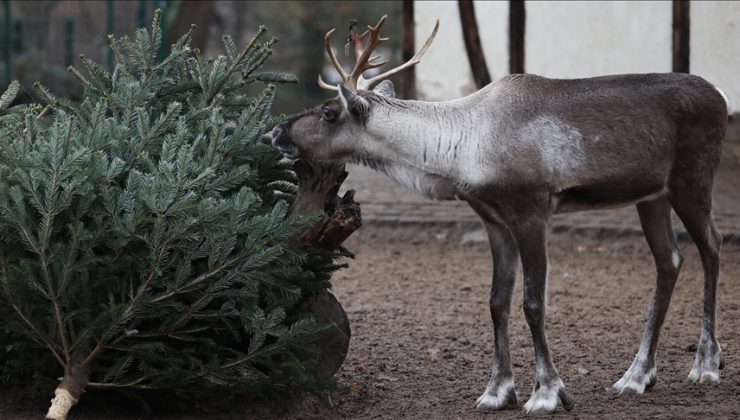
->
320 107 337 122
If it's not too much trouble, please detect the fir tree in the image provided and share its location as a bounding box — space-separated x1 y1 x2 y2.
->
0 11 348 419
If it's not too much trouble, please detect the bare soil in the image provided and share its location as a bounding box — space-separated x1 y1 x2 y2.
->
3 224 740 419
319 225 740 419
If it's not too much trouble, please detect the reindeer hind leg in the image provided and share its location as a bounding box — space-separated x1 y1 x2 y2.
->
669 132 723 384
614 196 682 395
670 186 723 384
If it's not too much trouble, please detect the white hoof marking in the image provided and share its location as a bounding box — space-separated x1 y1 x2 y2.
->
687 338 722 385
475 377 515 412
700 371 720 384
688 362 721 384
613 365 656 395
523 379 565 414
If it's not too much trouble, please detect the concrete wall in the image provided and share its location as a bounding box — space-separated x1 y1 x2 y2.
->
415 0 508 101
692 1 740 114
525 1 671 78
415 0 740 111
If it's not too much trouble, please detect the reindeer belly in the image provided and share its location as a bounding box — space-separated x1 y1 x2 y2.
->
553 179 667 213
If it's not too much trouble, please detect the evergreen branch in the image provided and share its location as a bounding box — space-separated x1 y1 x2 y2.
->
32 82 79 116
88 380 159 390
205 26 268 105
67 66 96 91
217 86 275 166
153 24 196 72
0 80 20 111
0 13 341 405
34 125 76 365
36 105 52 120
158 81 200 98
149 9 163 69
124 326 211 340
107 34 125 66
164 268 243 333
253 72 299 84
78 55 121 118
81 236 171 368
9 303 66 367
150 252 245 304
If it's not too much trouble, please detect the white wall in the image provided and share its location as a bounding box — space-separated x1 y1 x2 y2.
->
692 1 740 113
525 1 672 78
414 0 740 110
415 1 508 101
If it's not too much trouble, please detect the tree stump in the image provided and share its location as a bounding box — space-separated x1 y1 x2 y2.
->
289 159 361 379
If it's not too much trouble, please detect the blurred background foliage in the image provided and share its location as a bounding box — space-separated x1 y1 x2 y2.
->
1 0 402 114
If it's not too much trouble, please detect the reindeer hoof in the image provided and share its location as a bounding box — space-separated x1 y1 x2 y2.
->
474 377 517 412
613 366 657 395
686 339 722 385
523 378 571 414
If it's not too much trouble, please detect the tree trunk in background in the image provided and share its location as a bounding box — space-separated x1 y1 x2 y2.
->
401 0 416 99
509 1 525 74
672 0 690 73
458 0 491 89
169 1 214 52
233 0 248 46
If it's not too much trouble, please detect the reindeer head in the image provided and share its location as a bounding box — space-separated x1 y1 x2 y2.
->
271 15 439 162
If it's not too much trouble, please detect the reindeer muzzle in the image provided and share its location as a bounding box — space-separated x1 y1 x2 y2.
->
271 123 299 159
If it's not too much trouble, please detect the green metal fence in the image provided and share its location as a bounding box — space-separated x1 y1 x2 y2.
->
1 0 171 97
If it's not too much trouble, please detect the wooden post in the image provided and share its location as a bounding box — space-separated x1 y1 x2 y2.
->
168 1 214 52
509 0 525 74
4 0 12 87
106 0 114 71
401 0 416 99
137 0 148 29
458 0 492 89
63 18 75 67
672 0 690 73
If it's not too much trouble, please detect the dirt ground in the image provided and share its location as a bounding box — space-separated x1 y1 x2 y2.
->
3 224 740 419
315 225 740 420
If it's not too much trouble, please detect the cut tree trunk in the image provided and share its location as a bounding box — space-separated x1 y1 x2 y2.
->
290 159 361 379
290 159 361 251
45 359 90 420
296 290 352 380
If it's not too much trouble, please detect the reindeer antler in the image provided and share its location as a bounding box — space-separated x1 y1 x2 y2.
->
318 15 440 92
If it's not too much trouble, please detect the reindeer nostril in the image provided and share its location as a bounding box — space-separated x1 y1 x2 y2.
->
271 125 289 147
270 124 299 158
271 125 283 141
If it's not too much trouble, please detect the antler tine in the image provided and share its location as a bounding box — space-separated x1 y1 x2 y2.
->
319 15 437 92
367 15 388 33
358 19 440 91
325 28 348 82
353 30 367 61
366 57 390 69
318 74 340 91
348 15 389 88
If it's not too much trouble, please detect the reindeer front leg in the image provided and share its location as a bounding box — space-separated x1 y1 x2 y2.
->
512 215 574 414
471 212 519 412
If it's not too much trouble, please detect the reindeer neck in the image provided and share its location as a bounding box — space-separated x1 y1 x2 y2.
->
362 95 482 173
354 93 488 199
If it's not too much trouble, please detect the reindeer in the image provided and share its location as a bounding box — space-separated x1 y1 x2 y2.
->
271 16 730 414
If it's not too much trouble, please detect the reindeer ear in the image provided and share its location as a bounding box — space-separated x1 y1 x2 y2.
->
338 84 370 123
372 80 396 98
